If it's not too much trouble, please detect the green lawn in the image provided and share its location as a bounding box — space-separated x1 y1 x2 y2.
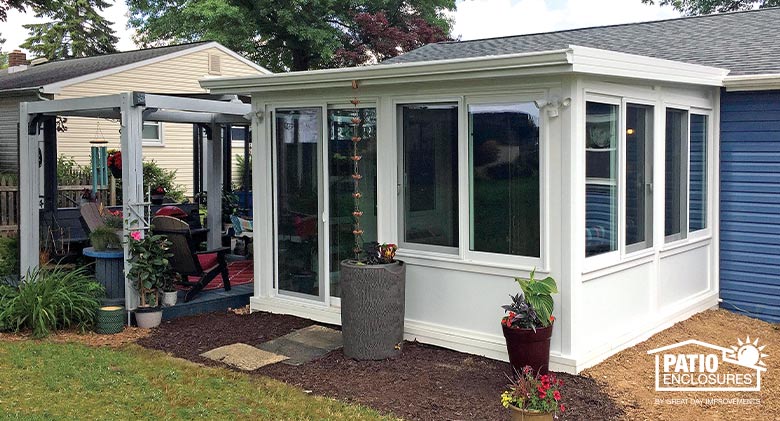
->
0 341 390 420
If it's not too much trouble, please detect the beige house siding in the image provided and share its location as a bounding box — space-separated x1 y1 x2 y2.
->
0 91 47 174
55 47 262 197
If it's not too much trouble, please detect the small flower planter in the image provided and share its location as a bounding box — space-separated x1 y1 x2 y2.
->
508 406 553 421
150 194 164 205
134 306 162 328
161 290 178 307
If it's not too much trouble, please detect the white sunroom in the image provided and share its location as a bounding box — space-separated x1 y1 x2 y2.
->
201 45 727 373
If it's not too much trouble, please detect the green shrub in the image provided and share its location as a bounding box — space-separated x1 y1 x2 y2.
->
143 161 186 203
0 266 105 337
88 227 121 251
0 236 19 277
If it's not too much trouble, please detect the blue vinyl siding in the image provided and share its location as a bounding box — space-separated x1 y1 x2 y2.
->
720 90 780 323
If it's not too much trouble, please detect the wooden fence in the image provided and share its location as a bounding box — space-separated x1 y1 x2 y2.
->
0 170 108 237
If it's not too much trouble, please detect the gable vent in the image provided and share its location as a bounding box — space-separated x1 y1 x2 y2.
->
208 53 222 75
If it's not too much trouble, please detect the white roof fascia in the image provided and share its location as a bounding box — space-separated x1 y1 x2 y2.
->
200 49 575 93
202 46 730 95
40 42 270 94
568 45 729 87
724 73 780 91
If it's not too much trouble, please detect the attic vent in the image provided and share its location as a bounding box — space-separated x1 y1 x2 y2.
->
208 53 222 75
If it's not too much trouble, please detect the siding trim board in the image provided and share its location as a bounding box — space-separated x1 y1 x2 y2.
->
719 89 780 323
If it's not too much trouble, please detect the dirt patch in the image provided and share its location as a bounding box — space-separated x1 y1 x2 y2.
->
0 327 149 347
139 310 621 421
583 309 779 421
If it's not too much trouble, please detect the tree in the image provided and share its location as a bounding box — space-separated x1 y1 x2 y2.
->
0 0 53 21
0 33 7 69
127 0 455 72
21 0 118 60
642 0 780 15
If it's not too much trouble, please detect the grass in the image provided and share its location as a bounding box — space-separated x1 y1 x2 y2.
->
0 341 390 420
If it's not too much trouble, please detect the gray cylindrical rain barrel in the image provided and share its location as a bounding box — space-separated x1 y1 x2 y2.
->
340 260 406 360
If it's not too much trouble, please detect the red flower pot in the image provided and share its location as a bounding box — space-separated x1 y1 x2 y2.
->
502 323 553 375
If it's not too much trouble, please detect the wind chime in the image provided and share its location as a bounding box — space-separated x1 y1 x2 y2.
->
350 80 364 260
90 121 109 201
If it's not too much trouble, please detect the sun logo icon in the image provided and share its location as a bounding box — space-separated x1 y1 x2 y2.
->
727 336 768 369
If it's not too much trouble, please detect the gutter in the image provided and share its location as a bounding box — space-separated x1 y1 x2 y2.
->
0 86 44 98
723 73 780 92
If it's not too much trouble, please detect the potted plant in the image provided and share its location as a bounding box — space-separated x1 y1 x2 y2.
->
150 185 166 205
161 272 180 307
501 365 566 421
501 269 558 374
89 226 121 251
339 95 406 361
127 230 172 328
107 150 122 178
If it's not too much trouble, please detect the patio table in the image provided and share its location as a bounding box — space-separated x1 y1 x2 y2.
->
83 247 125 306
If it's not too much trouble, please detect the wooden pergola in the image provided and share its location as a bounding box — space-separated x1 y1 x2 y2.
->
18 92 252 312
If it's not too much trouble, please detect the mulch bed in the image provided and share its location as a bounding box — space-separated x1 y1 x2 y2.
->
138 310 623 421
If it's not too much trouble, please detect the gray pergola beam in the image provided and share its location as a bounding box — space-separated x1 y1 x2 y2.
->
145 94 250 115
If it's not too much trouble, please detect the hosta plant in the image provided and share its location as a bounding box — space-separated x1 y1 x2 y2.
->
502 269 558 330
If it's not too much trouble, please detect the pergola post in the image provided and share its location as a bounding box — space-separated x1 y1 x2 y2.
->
18 103 41 276
206 123 223 248
120 93 145 311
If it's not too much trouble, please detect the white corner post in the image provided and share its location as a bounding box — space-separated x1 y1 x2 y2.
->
120 93 145 311
18 102 41 276
206 123 223 249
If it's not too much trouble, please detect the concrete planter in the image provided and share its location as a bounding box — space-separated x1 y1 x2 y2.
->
161 291 178 307
339 260 406 360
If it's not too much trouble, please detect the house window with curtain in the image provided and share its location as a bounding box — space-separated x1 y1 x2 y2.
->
585 101 619 257
468 102 540 258
398 103 459 252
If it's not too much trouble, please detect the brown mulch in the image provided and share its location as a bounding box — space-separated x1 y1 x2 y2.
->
0 327 149 347
138 309 621 421
582 309 779 421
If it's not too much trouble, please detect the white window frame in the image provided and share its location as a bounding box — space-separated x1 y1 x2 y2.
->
686 108 713 242
142 121 163 146
663 104 690 245
622 98 656 257
463 94 546 269
583 94 623 270
396 98 463 256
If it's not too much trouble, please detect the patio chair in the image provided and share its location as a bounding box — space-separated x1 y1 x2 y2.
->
151 215 231 302
80 202 105 232
230 214 253 255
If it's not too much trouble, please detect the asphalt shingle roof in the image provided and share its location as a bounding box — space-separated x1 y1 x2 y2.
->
384 8 780 75
0 42 210 91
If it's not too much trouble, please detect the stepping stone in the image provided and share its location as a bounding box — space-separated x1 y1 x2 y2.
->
257 337 330 366
201 343 288 371
284 325 342 351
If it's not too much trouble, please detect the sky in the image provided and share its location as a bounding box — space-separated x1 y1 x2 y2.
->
0 0 681 55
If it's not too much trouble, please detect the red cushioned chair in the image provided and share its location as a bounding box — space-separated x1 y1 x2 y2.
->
151 215 230 302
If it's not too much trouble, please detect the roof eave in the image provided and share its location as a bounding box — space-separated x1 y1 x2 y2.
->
200 49 575 93
201 46 729 94
723 73 780 91
0 86 43 96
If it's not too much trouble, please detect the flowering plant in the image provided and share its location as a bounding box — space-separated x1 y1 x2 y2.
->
502 269 558 331
151 185 166 195
101 208 124 230
501 366 565 415
127 231 173 307
107 150 121 171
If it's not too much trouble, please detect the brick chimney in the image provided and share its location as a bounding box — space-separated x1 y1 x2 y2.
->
8 50 28 67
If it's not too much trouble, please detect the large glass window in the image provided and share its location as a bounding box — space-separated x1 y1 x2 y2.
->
468 103 540 257
275 108 322 297
586 102 619 257
665 108 688 241
328 108 377 297
625 104 654 251
399 104 459 250
689 114 708 232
